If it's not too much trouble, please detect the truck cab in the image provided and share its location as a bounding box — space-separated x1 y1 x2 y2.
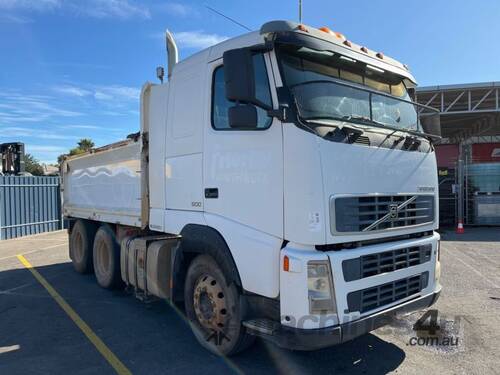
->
63 20 441 355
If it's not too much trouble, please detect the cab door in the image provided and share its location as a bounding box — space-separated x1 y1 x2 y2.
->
203 53 283 239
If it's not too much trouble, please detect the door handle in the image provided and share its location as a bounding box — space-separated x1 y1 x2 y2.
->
205 188 219 199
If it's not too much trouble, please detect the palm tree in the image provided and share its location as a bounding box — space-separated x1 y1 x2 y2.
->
77 138 95 152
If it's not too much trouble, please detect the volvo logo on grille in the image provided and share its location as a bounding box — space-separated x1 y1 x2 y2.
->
362 195 419 232
389 204 398 219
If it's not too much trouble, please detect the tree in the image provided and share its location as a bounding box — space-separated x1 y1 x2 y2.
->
24 153 44 176
77 138 94 152
57 138 95 165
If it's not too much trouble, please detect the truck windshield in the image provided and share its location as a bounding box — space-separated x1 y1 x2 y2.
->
277 44 422 132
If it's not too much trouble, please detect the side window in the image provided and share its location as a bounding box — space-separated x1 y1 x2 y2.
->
212 54 273 130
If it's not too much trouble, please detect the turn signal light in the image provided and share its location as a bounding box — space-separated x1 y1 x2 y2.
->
283 255 290 272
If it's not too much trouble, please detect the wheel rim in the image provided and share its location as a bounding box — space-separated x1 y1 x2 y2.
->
193 274 229 334
73 231 84 262
96 240 110 277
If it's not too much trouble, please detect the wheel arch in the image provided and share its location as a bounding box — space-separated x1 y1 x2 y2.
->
172 224 242 303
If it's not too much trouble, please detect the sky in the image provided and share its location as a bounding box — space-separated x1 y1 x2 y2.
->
0 0 499 163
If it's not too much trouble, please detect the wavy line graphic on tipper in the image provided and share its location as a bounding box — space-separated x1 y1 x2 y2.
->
71 165 139 180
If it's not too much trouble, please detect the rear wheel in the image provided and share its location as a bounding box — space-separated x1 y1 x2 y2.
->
93 225 122 289
184 254 254 356
69 220 96 274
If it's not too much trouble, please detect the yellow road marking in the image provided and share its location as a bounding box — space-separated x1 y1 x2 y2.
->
16 254 132 375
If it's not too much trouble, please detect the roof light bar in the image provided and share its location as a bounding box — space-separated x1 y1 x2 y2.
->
366 64 385 73
340 55 356 63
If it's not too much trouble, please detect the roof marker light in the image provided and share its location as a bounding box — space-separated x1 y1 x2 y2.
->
343 40 352 47
319 26 333 34
376 52 384 59
334 32 345 40
297 24 309 32
360 46 368 53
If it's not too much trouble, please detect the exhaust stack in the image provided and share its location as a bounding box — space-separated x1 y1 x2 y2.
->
165 30 178 79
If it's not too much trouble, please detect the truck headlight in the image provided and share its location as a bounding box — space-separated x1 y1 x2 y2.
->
307 261 336 314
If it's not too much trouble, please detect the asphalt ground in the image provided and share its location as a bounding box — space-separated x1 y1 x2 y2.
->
0 227 499 374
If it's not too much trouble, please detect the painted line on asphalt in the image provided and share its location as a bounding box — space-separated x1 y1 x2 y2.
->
16 254 132 375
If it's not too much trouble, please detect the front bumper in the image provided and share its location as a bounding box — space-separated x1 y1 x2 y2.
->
248 290 440 351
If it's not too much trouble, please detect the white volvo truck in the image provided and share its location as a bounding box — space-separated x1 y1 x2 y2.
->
62 20 442 355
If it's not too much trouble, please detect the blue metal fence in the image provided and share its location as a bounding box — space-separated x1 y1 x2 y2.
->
0 176 62 240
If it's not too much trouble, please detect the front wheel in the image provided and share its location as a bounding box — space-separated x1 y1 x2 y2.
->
184 254 254 356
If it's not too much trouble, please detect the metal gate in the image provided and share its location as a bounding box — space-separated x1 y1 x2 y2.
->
0 176 62 240
463 143 500 225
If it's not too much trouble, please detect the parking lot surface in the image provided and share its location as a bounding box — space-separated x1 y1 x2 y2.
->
0 228 499 374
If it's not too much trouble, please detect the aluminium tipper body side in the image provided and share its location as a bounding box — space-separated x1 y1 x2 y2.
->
62 138 143 228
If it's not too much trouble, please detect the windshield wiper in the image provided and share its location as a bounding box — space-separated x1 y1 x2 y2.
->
342 115 387 128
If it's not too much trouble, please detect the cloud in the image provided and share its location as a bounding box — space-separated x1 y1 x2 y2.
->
174 31 229 49
0 92 82 123
51 83 140 103
62 124 101 130
93 85 140 101
53 85 92 97
0 0 60 11
0 0 150 19
0 126 78 140
0 13 32 23
69 0 150 20
159 2 196 17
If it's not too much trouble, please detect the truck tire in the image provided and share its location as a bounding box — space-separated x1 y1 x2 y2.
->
184 254 255 356
69 220 97 274
93 225 122 289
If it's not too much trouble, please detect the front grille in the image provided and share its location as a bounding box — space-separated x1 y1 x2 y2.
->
342 244 432 282
347 272 429 313
333 195 434 233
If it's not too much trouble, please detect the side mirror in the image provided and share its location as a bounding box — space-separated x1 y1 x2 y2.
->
228 105 258 129
223 48 270 109
420 113 441 137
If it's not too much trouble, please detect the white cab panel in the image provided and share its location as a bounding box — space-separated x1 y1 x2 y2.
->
165 153 203 211
164 53 206 212
283 123 439 246
204 213 282 298
318 138 439 244
283 125 327 245
203 62 284 239
164 209 206 235
148 83 168 221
